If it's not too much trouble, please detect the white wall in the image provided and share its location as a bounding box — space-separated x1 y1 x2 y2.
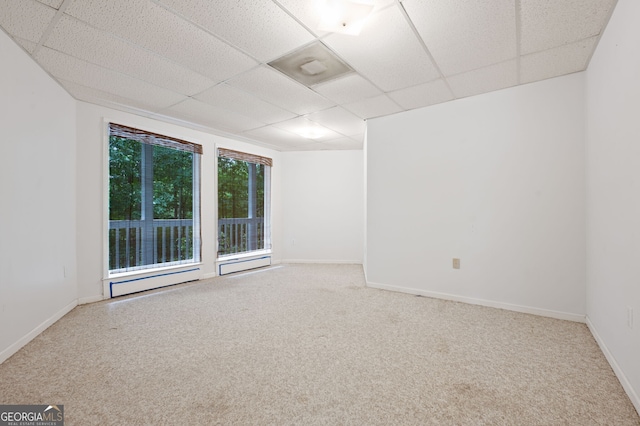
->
0 31 77 362
281 151 364 263
76 102 282 301
366 74 586 320
585 0 640 411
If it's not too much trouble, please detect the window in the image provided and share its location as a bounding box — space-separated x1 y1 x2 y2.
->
108 123 201 273
217 148 272 257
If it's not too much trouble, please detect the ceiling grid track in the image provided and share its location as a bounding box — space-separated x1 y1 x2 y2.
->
0 0 618 151
32 0 71 56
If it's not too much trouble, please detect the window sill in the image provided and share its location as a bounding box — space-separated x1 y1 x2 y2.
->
216 250 272 263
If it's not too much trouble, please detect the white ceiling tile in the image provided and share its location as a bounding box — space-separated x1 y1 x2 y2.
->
306 106 366 136
387 79 453 110
243 125 315 149
0 0 56 43
157 0 314 62
227 66 334 115
35 47 187 110
195 83 296 124
0 0 617 152
65 0 257 82
37 0 63 9
13 37 38 54
273 117 343 141
45 16 216 96
271 0 325 37
447 60 518 99
520 0 617 55
313 74 382 104
58 79 171 113
403 0 516 76
521 37 597 84
162 99 266 133
324 5 439 92
277 0 396 37
343 94 402 119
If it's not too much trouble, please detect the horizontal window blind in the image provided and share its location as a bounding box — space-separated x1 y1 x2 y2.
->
110 123 203 154
218 148 272 167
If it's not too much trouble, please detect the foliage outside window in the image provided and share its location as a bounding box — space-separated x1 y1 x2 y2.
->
108 123 201 273
217 149 271 257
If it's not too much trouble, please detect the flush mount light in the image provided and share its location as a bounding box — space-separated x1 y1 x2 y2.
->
295 123 329 140
315 0 374 36
268 41 354 87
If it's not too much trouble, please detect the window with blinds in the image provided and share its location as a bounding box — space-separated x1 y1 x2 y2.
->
217 148 272 257
108 123 201 273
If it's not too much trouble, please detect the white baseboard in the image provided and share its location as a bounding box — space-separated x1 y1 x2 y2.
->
0 299 78 364
365 281 586 323
586 317 640 415
78 295 104 305
281 259 363 265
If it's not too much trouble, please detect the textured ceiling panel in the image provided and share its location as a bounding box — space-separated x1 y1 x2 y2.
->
59 79 168 114
387 79 453 110
313 74 382 105
0 0 56 43
403 0 516 76
14 37 38 54
274 117 343 141
306 106 366 137
521 37 598 84
157 0 314 62
45 16 216 96
35 47 187 111
0 0 618 151
65 0 257 82
243 126 315 150
447 60 518 99
226 66 334 115
343 94 403 120
272 0 327 37
195 84 296 124
520 0 616 55
162 99 266 133
324 5 439 92
37 0 63 9
276 0 396 37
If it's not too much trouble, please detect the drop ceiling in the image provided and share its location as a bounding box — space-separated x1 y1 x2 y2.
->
0 0 617 151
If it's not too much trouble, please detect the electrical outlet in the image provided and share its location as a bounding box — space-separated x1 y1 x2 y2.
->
628 306 634 329
453 258 460 269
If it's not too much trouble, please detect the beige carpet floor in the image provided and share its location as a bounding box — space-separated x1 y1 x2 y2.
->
0 264 638 425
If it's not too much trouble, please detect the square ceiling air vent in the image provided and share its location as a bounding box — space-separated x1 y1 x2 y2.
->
268 41 354 87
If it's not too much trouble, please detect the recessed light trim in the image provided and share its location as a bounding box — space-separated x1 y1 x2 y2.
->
315 0 374 36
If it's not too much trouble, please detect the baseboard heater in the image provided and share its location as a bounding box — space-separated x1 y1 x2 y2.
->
109 267 201 298
218 256 271 276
